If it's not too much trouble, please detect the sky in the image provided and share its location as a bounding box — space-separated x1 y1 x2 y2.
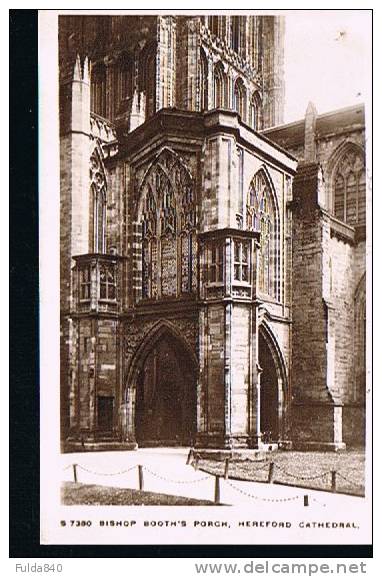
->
283 10 372 123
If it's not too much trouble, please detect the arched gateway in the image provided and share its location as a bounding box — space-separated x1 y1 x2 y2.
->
258 323 287 444
122 322 198 447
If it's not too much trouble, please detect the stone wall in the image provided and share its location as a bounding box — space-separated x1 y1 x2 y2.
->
230 304 251 437
291 167 328 403
328 233 355 404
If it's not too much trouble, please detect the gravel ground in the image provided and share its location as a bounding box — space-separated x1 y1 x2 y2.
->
61 481 219 506
196 449 365 496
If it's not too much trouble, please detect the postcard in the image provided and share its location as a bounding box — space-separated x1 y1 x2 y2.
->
39 9 372 546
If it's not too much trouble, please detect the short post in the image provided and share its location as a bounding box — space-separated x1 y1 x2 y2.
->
72 464 78 483
138 465 144 491
304 494 309 507
214 475 220 505
331 470 337 493
194 454 200 470
268 461 275 484
224 458 230 480
186 448 194 465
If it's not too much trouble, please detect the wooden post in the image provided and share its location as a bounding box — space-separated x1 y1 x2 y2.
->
214 475 220 505
304 494 309 507
331 471 337 493
73 464 78 483
224 458 230 480
268 462 275 483
194 454 200 470
186 448 194 465
138 465 144 491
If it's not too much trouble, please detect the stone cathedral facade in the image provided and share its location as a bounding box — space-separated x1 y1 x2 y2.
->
59 15 366 452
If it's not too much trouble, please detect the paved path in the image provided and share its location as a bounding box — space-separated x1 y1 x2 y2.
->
61 448 365 511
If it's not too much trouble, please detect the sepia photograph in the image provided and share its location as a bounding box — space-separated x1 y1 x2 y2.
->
38 9 372 547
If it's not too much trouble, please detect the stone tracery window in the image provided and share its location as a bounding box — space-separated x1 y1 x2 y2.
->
139 150 197 300
231 16 240 53
233 240 250 283
90 150 107 253
234 78 247 122
199 50 209 112
99 263 116 300
333 147 366 226
214 63 228 109
247 170 279 299
91 63 106 117
79 265 91 300
116 55 133 105
249 92 261 130
139 44 156 120
208 243 224 284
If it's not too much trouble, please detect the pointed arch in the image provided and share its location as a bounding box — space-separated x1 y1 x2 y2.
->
214 62 228 109
247 166 280 300
249 91 262 130
259 321 288 387
138 146 194 214
138 40 157 119
124 320 198 446
233 77 247 122
199 48 209 112
136 148 197 301
126 320 198 393
327 140 366 224
90 145 107 253
258 321 288 441
115 50 134 109
90 61 106 117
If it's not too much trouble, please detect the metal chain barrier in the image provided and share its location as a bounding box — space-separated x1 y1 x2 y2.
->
76 464 137 477
192 459 270 473
274 463 331 481
336 472 365 488
226 480 300 503
143 466 210 484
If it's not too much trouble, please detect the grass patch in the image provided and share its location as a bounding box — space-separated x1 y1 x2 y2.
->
197 449 365 496
62 482 219 506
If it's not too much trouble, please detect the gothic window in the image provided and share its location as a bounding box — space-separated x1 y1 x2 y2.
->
139 44 156 119
231 16 240 52
90 150 107 253
234 78 247 122
91 63 106 117
233 240 250 283
79 265 91 300
199 50 209 112
249 92 261 130
139 150 196 300
141 187 157 299
208 243 224 284
159 175 177 297
117 55 133 104
180 177 197 293
99 263 116 300
247 170 279 299
214 63 227 109
333 147 366 226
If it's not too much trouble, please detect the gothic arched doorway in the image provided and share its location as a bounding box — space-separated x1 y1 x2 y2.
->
133 329 197 446
258 328 285 443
